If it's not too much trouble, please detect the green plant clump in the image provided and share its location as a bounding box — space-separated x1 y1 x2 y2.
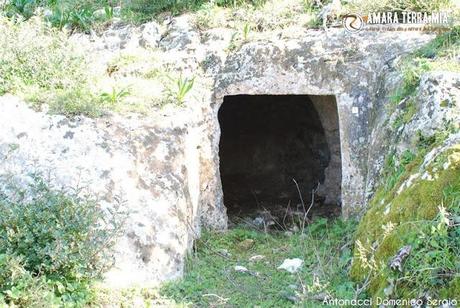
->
346 0 454 14
1 0 269 27
0 175 123 306
164 74 195 106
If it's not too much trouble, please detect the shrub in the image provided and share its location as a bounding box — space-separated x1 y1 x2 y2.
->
0 254 61 307
0 175 123 306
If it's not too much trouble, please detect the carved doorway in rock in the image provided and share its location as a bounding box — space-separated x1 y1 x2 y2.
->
218 95 341 223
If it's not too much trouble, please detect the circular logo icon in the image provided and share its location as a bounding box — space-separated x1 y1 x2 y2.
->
343 14 364 33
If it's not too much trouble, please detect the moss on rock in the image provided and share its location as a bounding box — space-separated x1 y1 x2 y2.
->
351 143 460 301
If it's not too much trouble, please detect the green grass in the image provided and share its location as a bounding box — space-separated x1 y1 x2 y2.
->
162 218 361 307
0 0 269 29
0 17 109 117
1 0 114 31
120 0 268 25
390 26 460 106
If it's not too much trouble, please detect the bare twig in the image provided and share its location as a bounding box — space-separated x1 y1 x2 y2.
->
305 183 320 219
354 274 371 300
292 178 306 213
282 200 291 230
293 179 320 234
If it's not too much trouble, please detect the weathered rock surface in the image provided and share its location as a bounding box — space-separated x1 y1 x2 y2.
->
365 72 460 199
0 95 222 287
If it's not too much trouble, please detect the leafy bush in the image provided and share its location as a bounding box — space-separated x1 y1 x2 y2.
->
0 17 107 117
0 254 62 307
0 175 123 306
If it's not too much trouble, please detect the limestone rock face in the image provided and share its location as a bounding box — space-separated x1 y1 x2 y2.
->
99 21 141 51
365 72 460 199
159 15 200 51
401 72 460 142
0 95 221 287
90 20 161 52
139 21 162 48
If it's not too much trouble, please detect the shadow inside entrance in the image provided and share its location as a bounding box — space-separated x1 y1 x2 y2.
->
218 95 341 227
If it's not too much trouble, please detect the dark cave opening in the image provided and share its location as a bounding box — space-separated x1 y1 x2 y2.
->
218 95 341 222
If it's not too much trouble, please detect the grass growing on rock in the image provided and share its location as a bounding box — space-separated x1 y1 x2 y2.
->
162 218 361 307
351 142 460 301
388 26 460 131
0 17 108 117
390 26 460 106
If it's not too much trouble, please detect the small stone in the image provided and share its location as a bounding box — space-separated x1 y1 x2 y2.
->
218 249 231 257
234 265 248 273
93 8 106 19
278 258 303 273
253 216 264 227
249 255 265 261
238 239 255 250
287 295 300 303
